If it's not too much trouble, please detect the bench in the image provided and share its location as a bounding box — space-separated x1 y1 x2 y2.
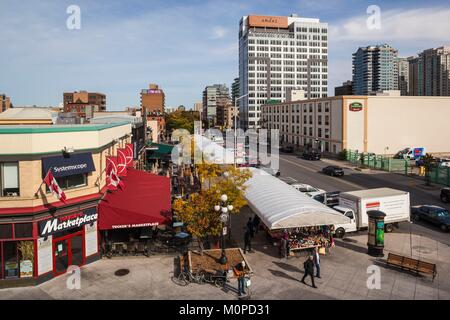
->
386 253 437 280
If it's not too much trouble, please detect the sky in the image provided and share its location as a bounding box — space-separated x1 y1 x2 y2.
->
1 0 450 110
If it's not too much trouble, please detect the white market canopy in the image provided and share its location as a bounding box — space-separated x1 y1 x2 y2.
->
244 168 351 230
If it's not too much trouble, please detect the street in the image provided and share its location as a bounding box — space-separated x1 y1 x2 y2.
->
276 152 450 245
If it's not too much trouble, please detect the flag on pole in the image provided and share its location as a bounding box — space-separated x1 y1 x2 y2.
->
117 149 128 177
106 156 124 191
125 143 134 168
44 170 67 203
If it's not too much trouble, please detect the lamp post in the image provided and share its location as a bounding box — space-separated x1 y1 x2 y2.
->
214 194 233 264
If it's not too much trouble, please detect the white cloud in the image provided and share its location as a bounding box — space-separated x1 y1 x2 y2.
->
211 26 229 39
330 7 450 42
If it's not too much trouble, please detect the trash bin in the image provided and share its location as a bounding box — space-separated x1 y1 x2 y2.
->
367 210 386 257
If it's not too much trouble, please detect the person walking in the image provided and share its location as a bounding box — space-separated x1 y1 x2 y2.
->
252 215 260 235
234 260 247 297
244 230 252 254
301 255 317 288
280 237 287 258
313 247 321 278
246 217 254 238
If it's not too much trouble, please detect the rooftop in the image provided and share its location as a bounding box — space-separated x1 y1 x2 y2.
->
0 107 57 120
0 122 129 134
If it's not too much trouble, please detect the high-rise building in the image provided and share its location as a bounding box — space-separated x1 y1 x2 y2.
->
140 84 166 140
231 77 240 107
408 56 420 96
396 57 409 96
409 46 450 96
334 81 353 96
63 91 106 119
239 14 328 130
202 84 230 127
352 44 399 95
0 94 11 113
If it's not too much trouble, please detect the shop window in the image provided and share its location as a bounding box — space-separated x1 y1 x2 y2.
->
0 243 2 279
14 223 33 239
3 242 19 279
0 224 13 240
0 162 20 197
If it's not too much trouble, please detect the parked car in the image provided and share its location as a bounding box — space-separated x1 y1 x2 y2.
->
441 188 450 203
291 183 325 194
302 151 321 160
281 145 294 153
322 166 344 177
411 205 450 232
438 159 450 168
308 191 341 207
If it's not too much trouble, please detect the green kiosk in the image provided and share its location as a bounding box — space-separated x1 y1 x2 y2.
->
367 210 386 257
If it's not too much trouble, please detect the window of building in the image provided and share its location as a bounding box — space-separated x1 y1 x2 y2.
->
0 224 13 240
0 162 20 197
318 115 322 125
54 174 87 191
14 223 33 239
318 103 322 112
325 115 330 125
309 127 313 136
2 241 18 279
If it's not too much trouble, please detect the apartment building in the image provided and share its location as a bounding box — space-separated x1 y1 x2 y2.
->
0 95 11 113
352 44 399 95
239 14 328 130
409 46 450 96
396 57 410 96
216 104 239 129
202 84 230 127
63 91 106 119
231 78 240 107
0 122 131 287
140 84 166 141
261 95 450 155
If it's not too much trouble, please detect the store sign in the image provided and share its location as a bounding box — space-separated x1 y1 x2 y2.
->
42 152 95 178
39 208 98 237
248 15 288 28
111 222 159 229
349 102 363 112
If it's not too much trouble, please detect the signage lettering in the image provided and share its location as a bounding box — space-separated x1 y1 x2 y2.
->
39 211 97 237
349 102 363 112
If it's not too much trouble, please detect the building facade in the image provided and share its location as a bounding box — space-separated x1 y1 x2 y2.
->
63 91 106 119
409 46 450 96
352 44 399 95
396 57 409 96
140 84 166 141
202 84 230 127
239 14 328 130
0 95 11 113
231 78 240 107
334 81 353 96
261 95 450 155
0 123 131 287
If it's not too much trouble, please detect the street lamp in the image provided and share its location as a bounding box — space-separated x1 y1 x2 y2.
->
214 194 233 264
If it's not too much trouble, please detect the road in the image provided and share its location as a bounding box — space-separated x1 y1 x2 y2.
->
275 152 450 245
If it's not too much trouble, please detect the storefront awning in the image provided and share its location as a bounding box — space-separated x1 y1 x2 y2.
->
42 152 95 178
244 168 350 230
98 168 171 230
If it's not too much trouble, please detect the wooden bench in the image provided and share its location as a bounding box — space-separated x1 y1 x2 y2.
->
386 253 437 280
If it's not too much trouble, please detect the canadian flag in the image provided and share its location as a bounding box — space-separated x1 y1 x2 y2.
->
44 170 67 203
117 149 128 177
125 143 134 168
106 156 124 191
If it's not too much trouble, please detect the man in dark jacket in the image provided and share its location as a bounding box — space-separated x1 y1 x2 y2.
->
244 230 252 253
246 217 254 238
301 255 317 288
252 215 260 235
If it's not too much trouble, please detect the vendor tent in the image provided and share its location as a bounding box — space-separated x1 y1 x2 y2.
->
244 168 350 230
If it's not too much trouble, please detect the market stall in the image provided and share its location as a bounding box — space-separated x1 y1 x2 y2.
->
244 168 350 254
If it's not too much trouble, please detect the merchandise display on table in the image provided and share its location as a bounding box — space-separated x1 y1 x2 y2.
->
269 225 334 254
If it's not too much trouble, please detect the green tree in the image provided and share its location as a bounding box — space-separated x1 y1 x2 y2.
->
165 110 200 134
173 164 252 255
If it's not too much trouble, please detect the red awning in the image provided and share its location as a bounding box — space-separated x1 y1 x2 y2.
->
98 168 171 230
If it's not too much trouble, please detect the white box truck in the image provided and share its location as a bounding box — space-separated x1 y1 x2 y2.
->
332 188 410 238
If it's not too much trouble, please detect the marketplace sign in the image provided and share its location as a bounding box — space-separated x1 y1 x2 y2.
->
349 102 363 112
39 208 97 237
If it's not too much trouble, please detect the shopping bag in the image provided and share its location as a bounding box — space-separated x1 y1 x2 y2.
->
319 247 326 255
245 278 251 287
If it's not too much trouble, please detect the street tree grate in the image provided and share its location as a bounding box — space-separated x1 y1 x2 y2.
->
114 269 130 277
